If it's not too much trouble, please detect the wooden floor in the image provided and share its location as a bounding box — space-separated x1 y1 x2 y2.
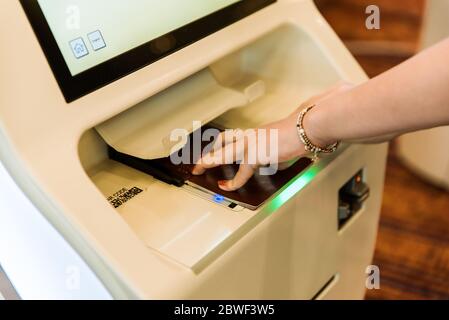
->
369 149 449 299
315 0 449 300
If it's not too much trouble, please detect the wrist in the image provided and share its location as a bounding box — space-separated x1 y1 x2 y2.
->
302 103 335 148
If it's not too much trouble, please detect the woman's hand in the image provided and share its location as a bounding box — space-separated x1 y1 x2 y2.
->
192 83 351 191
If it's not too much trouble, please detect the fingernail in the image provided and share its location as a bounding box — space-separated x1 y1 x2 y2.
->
192 166 203 175
218 180 229 190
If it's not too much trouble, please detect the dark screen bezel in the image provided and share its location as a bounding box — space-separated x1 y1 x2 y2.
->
19 0 276 102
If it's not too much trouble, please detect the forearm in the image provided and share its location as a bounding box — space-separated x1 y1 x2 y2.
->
306 38 449 146
193 38 449 191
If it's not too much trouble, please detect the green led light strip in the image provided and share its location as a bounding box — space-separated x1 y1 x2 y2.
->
267 165 321 212
266 144 349 212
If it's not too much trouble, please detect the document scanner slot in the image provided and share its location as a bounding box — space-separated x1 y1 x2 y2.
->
107 124 313 210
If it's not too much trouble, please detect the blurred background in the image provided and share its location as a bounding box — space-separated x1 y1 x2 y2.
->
314 0 449 299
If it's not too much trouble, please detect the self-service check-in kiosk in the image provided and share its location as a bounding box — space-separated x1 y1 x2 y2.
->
0 0 388 299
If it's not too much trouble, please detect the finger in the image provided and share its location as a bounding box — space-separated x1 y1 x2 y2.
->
218 163 256 191
211 130 240 152
192 153 223 175
194 130 243 175
192 138 245 175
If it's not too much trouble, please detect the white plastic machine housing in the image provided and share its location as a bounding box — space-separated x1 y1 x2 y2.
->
0 0 388 299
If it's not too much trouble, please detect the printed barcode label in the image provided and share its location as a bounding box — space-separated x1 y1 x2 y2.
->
107 187 143 208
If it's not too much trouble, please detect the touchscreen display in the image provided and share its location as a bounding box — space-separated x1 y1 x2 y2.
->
21 0 275 101
37 0 241 76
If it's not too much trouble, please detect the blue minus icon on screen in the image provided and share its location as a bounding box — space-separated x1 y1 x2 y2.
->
213 194 225 203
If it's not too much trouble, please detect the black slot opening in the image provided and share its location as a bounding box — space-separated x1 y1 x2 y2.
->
338 170 370 230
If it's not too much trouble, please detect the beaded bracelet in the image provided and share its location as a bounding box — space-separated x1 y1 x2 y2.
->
296 104 340 162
